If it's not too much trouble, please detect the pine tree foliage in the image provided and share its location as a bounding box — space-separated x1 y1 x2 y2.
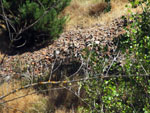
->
0 0 71 48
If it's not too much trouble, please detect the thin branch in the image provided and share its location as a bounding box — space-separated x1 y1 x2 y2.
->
0 54 7 65
15 40 27 48
0 73 150 101
140 62 148 75
52 60 62 74
0 85 78 105
69 56 84 78
0 0 12 40
49 58 57 80
105 51 120 76
64 86 99 112
37 0 45 10
0 14 16 33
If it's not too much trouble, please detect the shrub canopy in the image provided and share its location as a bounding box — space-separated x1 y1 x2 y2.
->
1 0 71 48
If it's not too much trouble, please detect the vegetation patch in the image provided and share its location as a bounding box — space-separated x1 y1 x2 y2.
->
0 0 71 50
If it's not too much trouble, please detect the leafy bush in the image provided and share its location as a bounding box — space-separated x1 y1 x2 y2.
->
119 0 150 74
79 76 150 113
78 0 150 112
0 0 71 48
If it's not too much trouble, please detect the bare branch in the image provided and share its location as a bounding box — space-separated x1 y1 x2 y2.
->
105 51 120 76
15 40 27 48
69 56 84 78
0 84 78 105
0 0 12 40
1 73 150 101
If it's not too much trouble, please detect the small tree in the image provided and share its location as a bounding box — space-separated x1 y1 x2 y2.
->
0 0 71 48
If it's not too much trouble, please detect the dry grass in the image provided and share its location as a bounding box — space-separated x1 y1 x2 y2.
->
62 0 129 31
89 2 108 16
55 108 76 113
0 81 46 113
0 80 81 113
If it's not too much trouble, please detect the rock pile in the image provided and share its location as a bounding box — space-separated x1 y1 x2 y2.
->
0 18 126 77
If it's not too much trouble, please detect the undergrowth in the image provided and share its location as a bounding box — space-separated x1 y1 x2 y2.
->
78 0 150 112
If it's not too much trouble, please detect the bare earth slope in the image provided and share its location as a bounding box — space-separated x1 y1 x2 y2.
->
0 18 125 77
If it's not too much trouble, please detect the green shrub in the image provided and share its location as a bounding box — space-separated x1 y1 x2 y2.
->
79 0 150 112
0 0 71 48
119 0 150 74
80 76 150 113
104 0 111 12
